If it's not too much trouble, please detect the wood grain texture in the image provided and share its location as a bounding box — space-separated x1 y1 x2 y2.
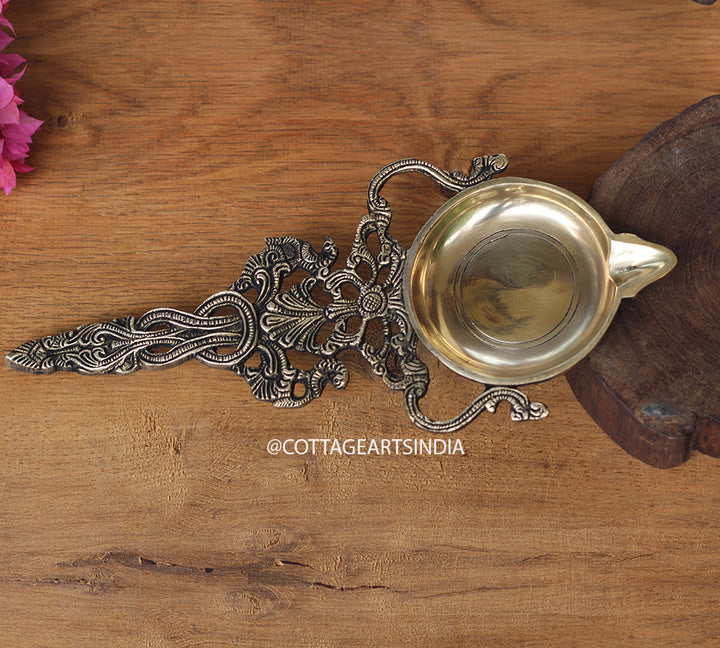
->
2 1 720 646
567 95 720 468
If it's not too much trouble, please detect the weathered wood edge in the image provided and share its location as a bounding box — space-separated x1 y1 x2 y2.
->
566 95 720 468
566 360 694 468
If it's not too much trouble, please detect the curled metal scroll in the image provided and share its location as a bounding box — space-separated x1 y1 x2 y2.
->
6 155 548 431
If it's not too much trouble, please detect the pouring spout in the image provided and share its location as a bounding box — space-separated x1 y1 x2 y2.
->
609 234 677 298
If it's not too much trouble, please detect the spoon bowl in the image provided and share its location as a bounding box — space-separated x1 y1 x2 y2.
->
403 177 676 385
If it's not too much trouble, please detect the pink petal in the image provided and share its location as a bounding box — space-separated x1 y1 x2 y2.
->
2 133 29 159
0 109 42 167
0 22 14 51
2 111 42 138
16 109 42 135
0 110 42 161
0 95 19 124
10 159 33 173
0 99 18 124
0 16 14 33
0 53 25 83
0 75 13 106
0 157 16 194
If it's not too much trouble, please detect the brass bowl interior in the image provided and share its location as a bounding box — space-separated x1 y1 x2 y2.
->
403 178 618 385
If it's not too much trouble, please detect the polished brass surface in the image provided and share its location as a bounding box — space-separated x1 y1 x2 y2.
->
404 178 676 385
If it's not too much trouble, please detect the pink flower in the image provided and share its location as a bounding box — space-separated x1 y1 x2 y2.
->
0 0 41 195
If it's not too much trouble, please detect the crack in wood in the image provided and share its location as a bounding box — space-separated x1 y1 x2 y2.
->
13 575 125 594
275 559 313 569
57 551 224 576
45 550 406 595
310 581 406 593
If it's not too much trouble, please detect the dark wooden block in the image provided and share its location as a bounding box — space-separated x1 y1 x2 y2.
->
566 95 720 468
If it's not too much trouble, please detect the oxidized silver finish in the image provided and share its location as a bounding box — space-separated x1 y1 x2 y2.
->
6 156 549 431
404 178 676 385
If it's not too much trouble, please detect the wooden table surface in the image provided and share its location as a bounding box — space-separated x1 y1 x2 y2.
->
2 1 719 646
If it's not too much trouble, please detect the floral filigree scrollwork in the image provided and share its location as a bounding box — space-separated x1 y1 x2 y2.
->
6 156 548 431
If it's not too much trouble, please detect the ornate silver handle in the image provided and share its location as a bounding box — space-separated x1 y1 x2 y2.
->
6 156 547 430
